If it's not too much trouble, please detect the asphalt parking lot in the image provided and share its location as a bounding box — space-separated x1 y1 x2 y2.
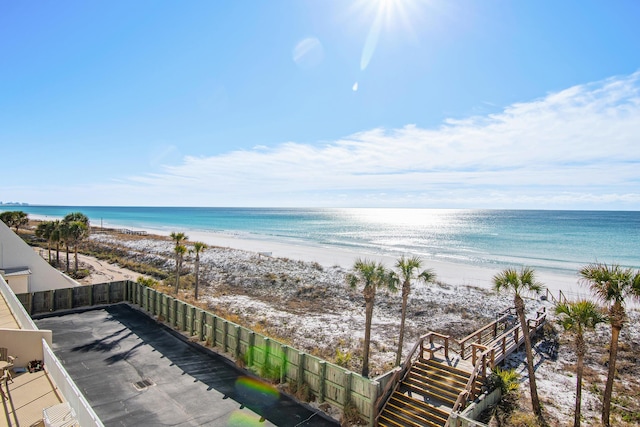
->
35 304 339 427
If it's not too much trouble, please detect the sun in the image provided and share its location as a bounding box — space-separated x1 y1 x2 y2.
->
352 0 426 71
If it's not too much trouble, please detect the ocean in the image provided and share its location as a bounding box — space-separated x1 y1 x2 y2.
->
5 206 640 279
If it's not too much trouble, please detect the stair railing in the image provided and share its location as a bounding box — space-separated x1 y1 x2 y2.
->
374 331 450 425
454 312 512 359
445 307 548 427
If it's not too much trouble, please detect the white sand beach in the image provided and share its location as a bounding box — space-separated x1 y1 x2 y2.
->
161 228 589 301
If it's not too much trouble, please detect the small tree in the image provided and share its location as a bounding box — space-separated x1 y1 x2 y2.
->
555 300 606 427
348 258 396 377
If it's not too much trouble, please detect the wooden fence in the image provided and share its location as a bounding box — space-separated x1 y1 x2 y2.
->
18 281 381 425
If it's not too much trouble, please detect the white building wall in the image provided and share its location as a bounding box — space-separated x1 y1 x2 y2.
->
0 220 78 292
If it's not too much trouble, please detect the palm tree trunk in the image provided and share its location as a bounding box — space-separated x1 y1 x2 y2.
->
47 241 52 263
175 257 181 294
56 243 60 265
602 324 620 427
516 296 542 420
362 297 374 378
396 283 410 366
74 244 79 273
575 334 585 427
194 257 200 300
65 243 70 273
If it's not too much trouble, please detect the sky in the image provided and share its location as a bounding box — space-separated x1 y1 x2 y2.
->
1 0 639 209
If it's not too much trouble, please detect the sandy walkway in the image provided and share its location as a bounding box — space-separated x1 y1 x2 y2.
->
76 253 145 284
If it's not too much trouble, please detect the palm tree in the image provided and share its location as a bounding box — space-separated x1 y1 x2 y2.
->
51 220 62 266
67 221 89 273
493 267 545 421
63 212 89 227
58 221 72 272
579 263 640 427
173 244 187 294
35 221 56 263
348 258 396 377
0 210 29 233
191 242 208 300
394 255 436 366
555 300 606 427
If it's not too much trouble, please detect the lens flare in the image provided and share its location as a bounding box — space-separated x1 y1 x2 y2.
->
227 410 264 426
235 376 280 407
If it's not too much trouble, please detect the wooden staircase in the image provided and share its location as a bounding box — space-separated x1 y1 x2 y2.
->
378 358 481 427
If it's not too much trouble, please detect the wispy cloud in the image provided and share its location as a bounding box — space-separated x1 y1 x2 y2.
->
51 72 640 208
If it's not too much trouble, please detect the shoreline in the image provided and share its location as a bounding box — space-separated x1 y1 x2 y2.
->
31 213 589 299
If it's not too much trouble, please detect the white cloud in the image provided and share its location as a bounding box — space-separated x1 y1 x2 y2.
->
27 72 640 209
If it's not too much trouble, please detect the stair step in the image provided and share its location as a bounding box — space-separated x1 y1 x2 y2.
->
380 406 444 427
378 393 447 427
406 372 465 397
411 364 469 389
401 381 459 407
389 392 448 423
418 359 474 380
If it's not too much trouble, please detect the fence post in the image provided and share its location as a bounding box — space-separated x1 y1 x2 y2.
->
248 332 255 366
280 345 288 384
222 320 228 352
234 325 241 360
368 381 379 427
297 353 306 390
209 314 218 347
344 372 352 408
264 338 271 370
318 361 327 403
199 310 205 341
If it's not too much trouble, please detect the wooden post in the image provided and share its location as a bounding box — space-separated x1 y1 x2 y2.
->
199 310 205 341
222 320 228 352
344 372 352 408
189 307 195 335
248 332 255 366
280 345 288 384
368 381 379 427
264 338 271 370
234 325 241 360
209 314 218 347
297 353 306 390
318 361 327 403
444 336 449 359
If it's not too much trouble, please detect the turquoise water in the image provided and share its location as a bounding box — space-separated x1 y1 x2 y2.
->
5 206 640 276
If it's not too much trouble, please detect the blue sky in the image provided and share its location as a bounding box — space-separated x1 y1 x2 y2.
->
1 0 639 209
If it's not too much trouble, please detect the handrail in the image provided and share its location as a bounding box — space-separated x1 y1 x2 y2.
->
374 331 450 422
454 312 512 359
445 307 547 427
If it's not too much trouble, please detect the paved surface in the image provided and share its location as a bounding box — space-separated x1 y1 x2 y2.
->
34 304 339 427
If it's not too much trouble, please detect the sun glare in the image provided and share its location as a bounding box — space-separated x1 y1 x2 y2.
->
352 0 426 72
